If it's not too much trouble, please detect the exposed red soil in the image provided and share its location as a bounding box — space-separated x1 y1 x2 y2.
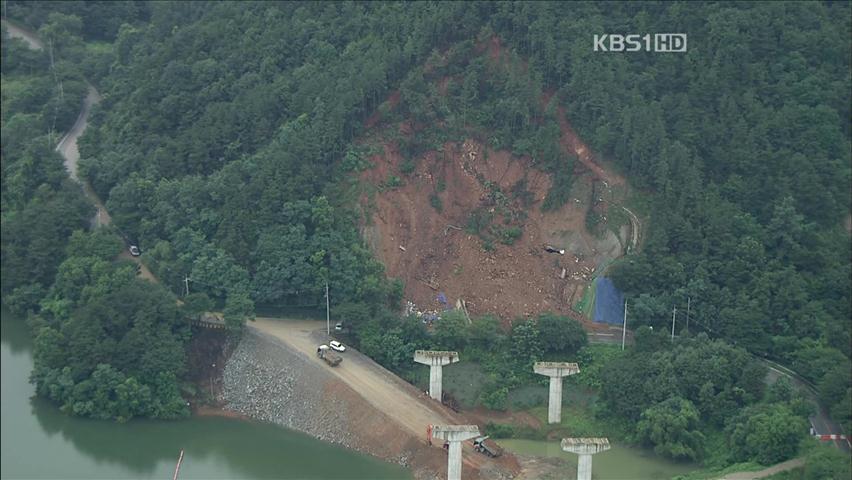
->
556 106 626 187
361 136 620 329
487 35 503 62
193 404 248 420
359 38 632 329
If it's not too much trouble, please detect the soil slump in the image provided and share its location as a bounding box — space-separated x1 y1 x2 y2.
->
361 137 626 326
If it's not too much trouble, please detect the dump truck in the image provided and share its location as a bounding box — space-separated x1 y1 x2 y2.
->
317 345 342 367
472 436 503 457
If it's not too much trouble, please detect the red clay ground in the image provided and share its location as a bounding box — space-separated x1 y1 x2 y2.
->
359 36 633 329
361 137 627 328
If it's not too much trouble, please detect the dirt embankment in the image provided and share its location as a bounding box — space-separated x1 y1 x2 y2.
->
222 329 444 478
222 322 521 479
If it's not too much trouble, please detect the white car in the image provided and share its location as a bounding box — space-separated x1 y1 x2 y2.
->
329 340 346 352
129 245 141 256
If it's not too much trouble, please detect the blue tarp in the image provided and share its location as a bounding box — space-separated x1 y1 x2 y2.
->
437 292 452 311
593 277 625 325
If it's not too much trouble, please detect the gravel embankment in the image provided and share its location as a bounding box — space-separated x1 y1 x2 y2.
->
221 329 357 449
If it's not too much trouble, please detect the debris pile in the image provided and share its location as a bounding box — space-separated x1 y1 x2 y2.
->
361 135 630 326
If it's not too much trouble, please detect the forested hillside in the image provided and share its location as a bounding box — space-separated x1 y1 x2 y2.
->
493 2 852 432
1 20 91 294
2 13 193 421
2 1 849 462
75 2 495 319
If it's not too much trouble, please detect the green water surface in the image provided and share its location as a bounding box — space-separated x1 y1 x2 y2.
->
499 438 698 480
1 309 410 479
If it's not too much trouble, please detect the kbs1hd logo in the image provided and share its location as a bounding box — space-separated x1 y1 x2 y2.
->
594 34 687 53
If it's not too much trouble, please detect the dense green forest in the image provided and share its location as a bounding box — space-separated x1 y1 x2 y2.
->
1 20 91 294
1 0 849 471
1 13 193 420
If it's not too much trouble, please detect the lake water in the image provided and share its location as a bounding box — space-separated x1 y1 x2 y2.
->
1 308 410 479
499 438 698 479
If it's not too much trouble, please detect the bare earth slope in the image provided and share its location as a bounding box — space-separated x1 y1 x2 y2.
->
361 137 628 326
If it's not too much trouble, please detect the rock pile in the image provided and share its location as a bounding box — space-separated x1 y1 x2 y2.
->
221 330 356 449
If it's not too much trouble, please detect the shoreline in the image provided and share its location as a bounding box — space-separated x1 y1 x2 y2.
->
192 403 250 421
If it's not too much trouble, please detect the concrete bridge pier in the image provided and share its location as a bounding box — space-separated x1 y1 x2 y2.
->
562 437 610 480
431 425 480 480
414 350 459 401
533 362 580 424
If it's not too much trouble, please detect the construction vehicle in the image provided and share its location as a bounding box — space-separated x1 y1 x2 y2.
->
472 436 503 457
317 345 342 367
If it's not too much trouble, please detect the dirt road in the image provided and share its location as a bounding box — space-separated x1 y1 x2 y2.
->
622 206 641 252
2 18 43 49
251 318 455 437
717 458 804 480
250 318 519 477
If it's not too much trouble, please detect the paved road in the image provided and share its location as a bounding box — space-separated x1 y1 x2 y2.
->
3 18 154 276
761 359 850 453
4 18 110 228
55 86 112 228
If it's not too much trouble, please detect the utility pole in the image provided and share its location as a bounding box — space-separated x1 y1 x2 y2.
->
325 281 330 336
184 276 190 297
671 306 677 342
685 297 691 334
621 299 628 351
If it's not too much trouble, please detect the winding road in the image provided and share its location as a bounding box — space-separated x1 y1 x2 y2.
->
3 18 152 276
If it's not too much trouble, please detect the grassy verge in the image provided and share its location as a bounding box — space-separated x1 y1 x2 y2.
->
671 462 768 480
763 468 804 480
442 362 489 408
574 277 596 317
